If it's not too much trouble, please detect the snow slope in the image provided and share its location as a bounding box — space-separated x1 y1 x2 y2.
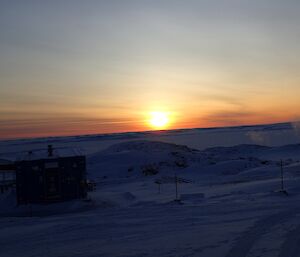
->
1 122 299 159
1 123 300 256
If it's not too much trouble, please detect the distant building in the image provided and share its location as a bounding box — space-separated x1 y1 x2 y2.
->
0 159 15 193
15 145 87 205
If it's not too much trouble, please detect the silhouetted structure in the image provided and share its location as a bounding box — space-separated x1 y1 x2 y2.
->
15 145 87 205
0 160 15 193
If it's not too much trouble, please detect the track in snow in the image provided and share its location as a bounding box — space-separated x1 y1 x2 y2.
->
278 217 300 257
225 207 300 257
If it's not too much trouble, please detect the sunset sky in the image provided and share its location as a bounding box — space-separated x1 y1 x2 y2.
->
1 0 300 139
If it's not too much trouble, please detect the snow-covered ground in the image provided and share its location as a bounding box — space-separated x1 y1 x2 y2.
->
1 122 300 257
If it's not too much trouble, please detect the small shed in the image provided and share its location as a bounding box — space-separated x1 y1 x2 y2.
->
15 145 87 205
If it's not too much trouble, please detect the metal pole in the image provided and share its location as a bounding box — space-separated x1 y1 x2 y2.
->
175 175 178 200
280 159 284 191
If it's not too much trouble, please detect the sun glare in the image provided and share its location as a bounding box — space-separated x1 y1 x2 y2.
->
149 111 169 129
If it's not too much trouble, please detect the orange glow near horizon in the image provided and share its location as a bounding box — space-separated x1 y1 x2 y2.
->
0 104 299 139
0 113 298 140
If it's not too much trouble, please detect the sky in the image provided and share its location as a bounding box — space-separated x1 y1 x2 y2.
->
1 0 300 139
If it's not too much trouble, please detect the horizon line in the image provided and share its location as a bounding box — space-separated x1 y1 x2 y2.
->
0 120 297 142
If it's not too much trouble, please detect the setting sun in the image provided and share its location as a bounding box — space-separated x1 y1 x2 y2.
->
149 111 170 129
